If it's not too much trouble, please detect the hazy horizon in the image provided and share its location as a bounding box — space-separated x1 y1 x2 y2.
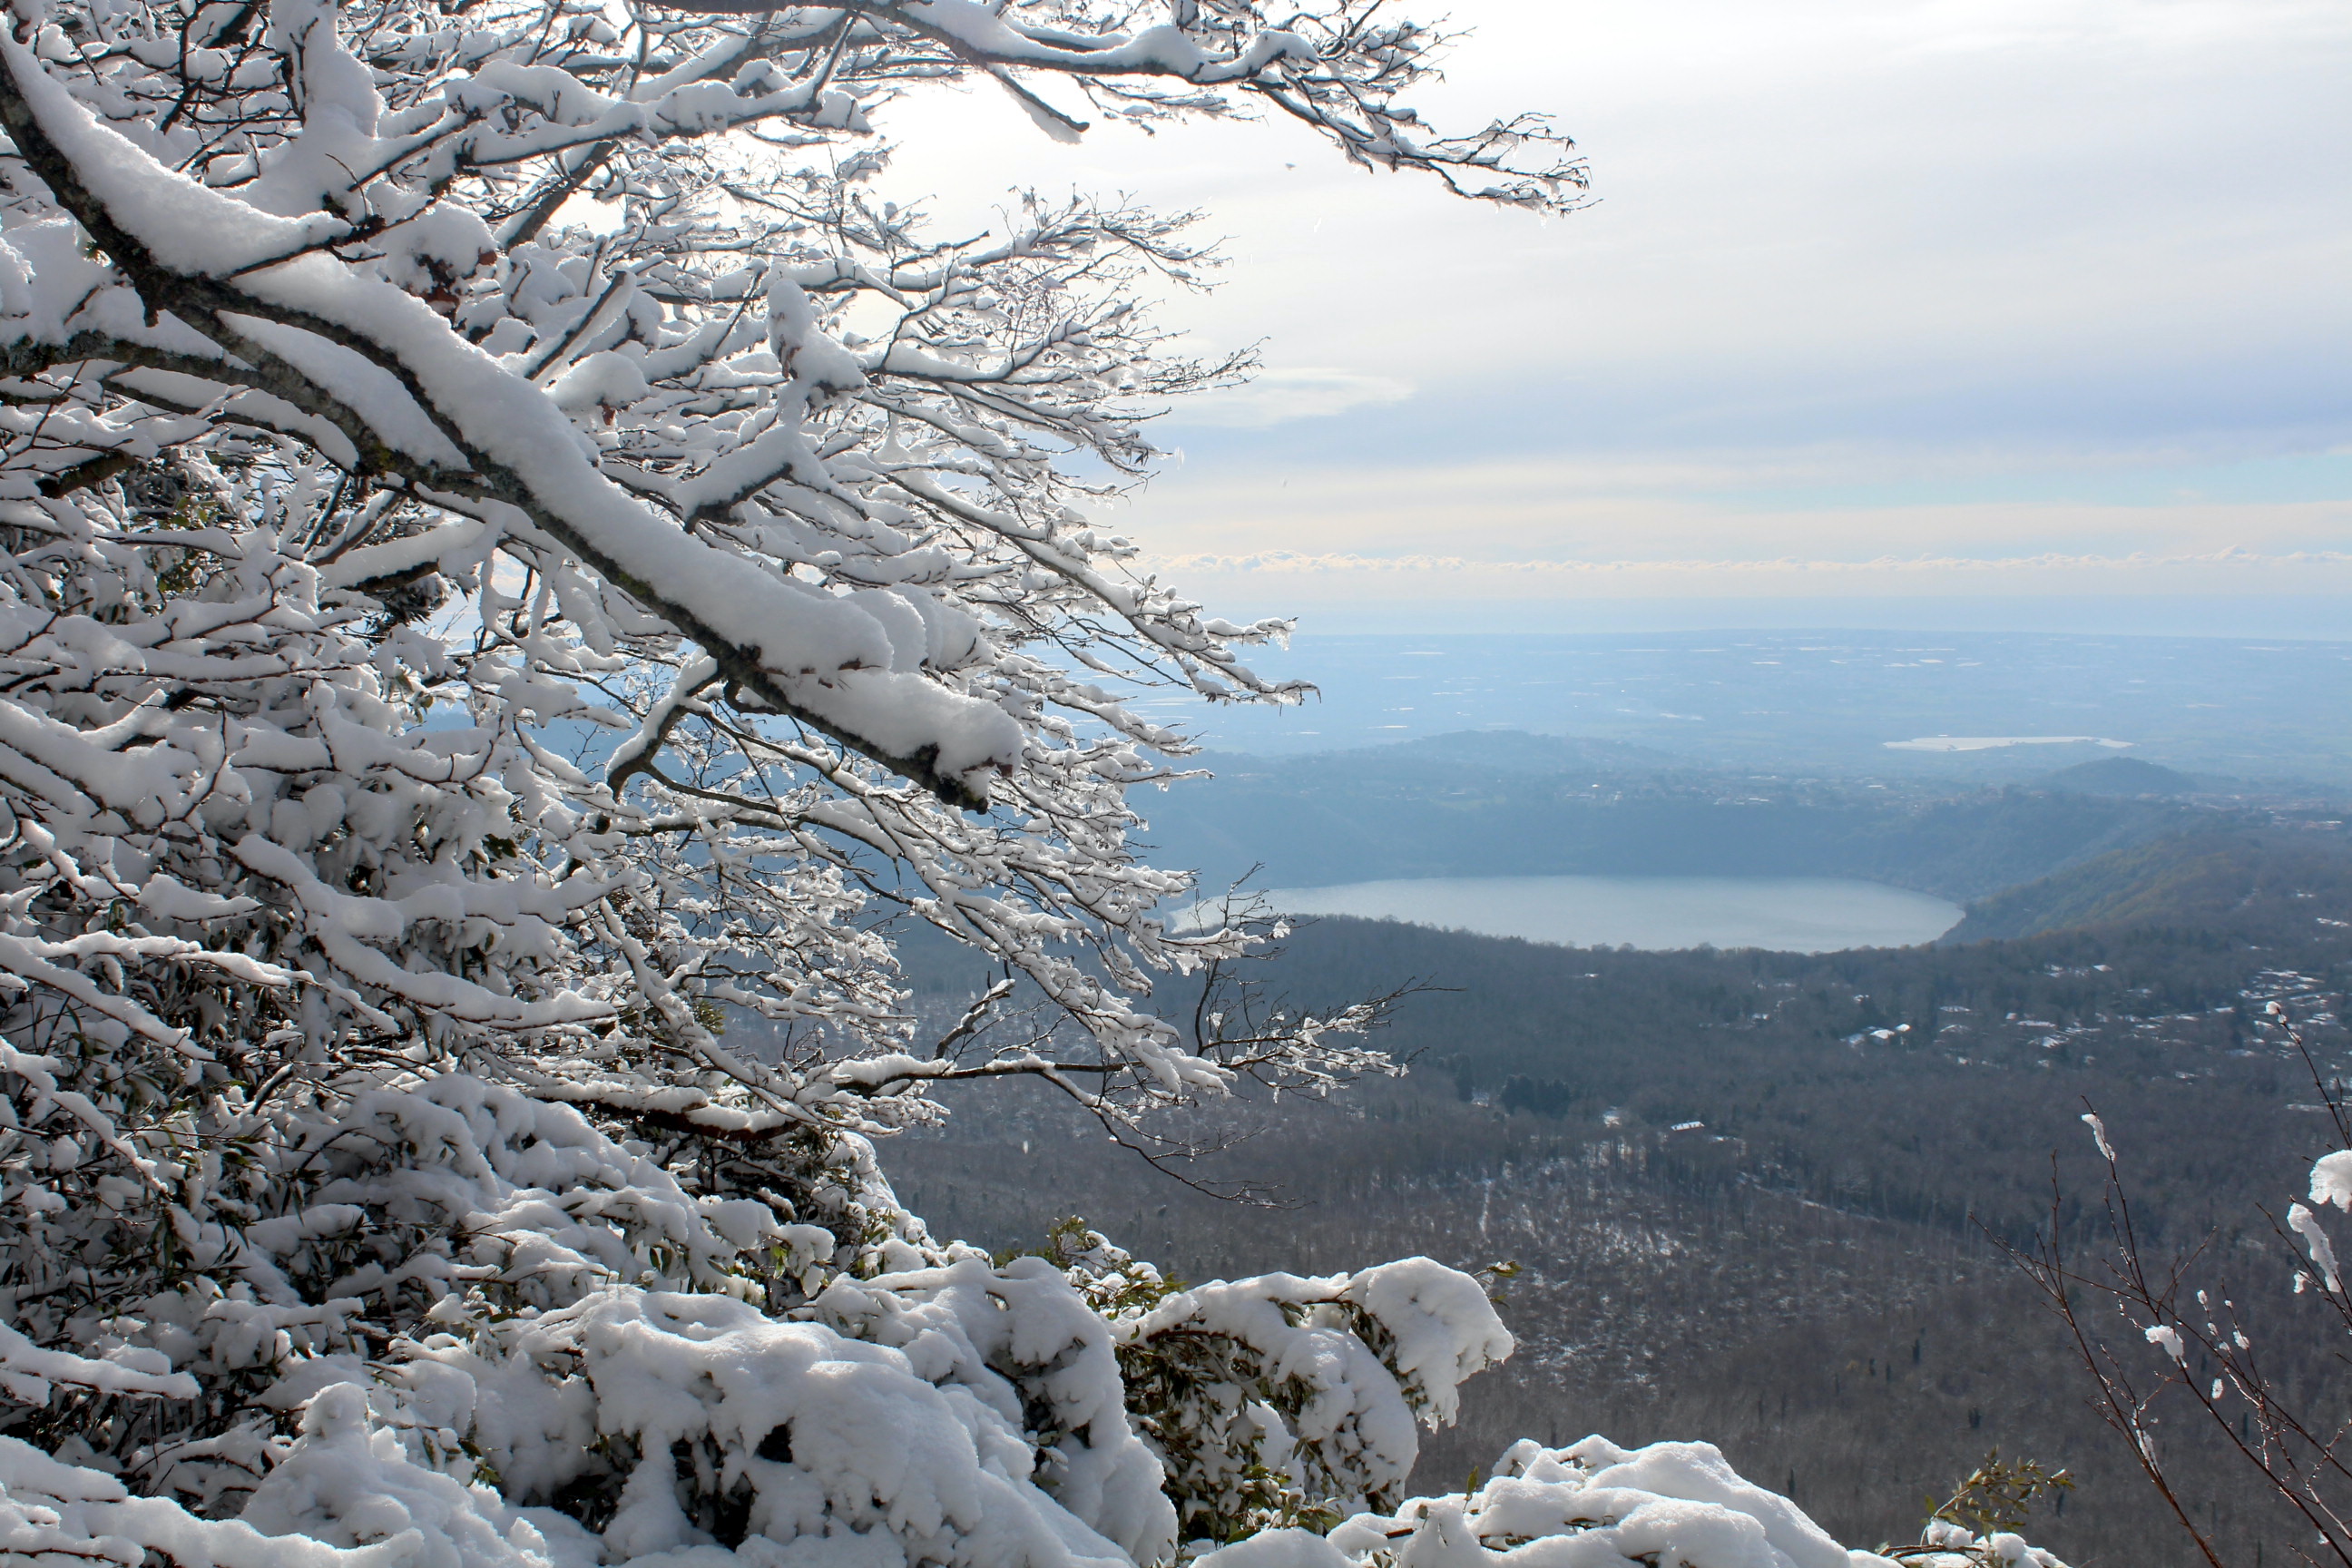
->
1217 594 2352 640
1161 627 2352 779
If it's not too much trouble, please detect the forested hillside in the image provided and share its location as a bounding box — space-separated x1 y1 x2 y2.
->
1946 827 2347 940
887 828 2352 1564
1142 731 2258 901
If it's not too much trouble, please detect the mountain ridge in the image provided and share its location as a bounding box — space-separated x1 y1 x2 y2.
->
1945 827 2352 942
1149 730 2249 903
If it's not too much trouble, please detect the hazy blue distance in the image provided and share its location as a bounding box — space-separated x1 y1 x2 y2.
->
1162 631 2352 783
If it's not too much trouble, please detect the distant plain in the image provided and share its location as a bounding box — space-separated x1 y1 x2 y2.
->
1164 630 2352 784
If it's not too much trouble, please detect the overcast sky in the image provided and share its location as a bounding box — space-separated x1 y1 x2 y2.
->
880 0 2351 632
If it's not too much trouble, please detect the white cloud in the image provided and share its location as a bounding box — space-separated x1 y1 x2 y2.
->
1136 544 2352 609
1170 368 1412 427
1141 436 2349 501
871 0 2352 591
1147 546 2352 577
1108 456 2352 569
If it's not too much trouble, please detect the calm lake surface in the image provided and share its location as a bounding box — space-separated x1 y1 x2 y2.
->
1257 875 1961 954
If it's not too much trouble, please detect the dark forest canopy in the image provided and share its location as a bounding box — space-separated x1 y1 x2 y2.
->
894 826 2352 1565
905 824 2352 1243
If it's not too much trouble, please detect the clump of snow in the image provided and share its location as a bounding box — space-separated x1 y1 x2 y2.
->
2081 1112 2115 1163
1320 1436 2070 1568
2288 1202 2342 1293
1106 1259 1510 1535
434 1282 1142 1568
1906 1522 2070 1568
241 1383 557 1568
548 352 652 415
0 1368 2074 1568
2309 1149 2352 1210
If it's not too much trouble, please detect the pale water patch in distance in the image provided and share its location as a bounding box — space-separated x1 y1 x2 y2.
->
1884 735 2133 751
1181 875 1963 955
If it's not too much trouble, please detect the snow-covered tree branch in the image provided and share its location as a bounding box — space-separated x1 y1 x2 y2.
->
0 0 1493 1152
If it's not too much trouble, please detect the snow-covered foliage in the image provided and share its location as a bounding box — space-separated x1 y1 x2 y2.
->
0 0 2073 1562
0 1415 2071 1568
1181 1438 2071 1568
0 1034 1514 1562
1020 1223 1512 1544
1318 1437 1975 1568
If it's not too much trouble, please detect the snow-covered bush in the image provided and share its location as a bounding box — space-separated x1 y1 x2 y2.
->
1300 1437 2066 1568
0 0 2074 1562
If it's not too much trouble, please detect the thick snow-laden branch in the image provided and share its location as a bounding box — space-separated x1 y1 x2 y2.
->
0 37 1024 806
623 0 1588 214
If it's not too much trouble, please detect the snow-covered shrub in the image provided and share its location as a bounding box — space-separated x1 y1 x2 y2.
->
1302 1437 2069 1568
0 1415 2073 1568
989 1222 1514 1545
0 1033 1515 1561
1113 1259 1511 1542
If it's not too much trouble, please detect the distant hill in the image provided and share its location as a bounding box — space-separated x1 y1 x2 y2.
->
1385 729 1691 774
1945 828 2352 941
1183 629 2352 785
2034 756 2200 796
1145 731 2223 902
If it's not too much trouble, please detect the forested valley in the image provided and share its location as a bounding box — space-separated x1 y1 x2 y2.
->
876 826 2352 1565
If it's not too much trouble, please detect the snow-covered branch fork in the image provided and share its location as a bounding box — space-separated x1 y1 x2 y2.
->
0 26 1025 808
2005 1016 2352 1568
0 0 1456 1111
